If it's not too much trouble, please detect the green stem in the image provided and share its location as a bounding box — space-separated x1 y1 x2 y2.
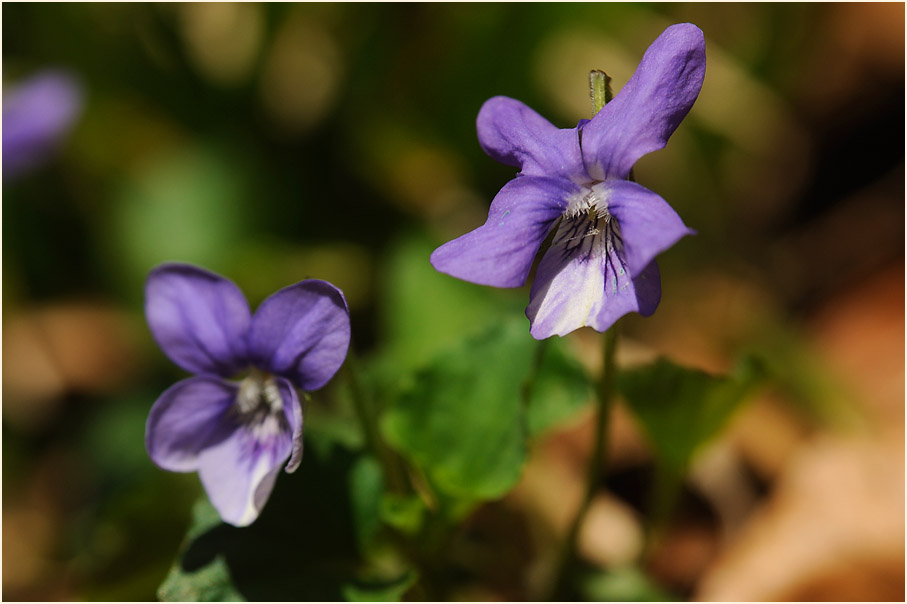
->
590 69 633 183
521 339 549 410
344 349 409 494
589 69 613 114
545 326 619 599
642 467 682 560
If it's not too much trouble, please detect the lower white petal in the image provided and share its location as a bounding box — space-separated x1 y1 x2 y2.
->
527 210 660 338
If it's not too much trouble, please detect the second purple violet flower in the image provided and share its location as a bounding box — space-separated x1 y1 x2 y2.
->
144 263 351 526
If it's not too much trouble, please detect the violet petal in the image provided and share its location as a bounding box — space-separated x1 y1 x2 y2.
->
527 238 661 339
145 263 251 377
3 70 83 178
195 414 294 527
276 376 304 473
145 375 239 472
477 96 587 180
603 180 695 278
581 23 706 180
248 280 350 391
430 176 577 287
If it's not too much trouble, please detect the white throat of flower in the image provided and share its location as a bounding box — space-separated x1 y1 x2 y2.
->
233 369 288 439
556 182 623 257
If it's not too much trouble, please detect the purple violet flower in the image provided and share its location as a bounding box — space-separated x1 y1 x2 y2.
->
431 24 705 339
144 263 351 526
3 70 83 179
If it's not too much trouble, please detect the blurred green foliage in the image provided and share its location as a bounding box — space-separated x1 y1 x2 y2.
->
619 357 762 479
383 317 592 500
618 356 763 531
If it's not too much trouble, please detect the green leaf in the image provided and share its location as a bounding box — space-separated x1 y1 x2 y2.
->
341 569 418 602
378 233 523 375
379 493 426 535
618 357 761 474
381 317 592 502
159 555 245 602
747 326 860 427
382 318 533 500
527 339 594 437
578 565 675 602
106 145 250 300
304 387 367 454
157 500 244 602
349 455 385 552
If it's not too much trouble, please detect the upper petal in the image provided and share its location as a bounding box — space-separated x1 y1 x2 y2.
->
527 223 662 339
195 412 294 527
145 263 251 376
248 280 351 391
477 96 587 180
601 180 694 278
581 23 706 180
431 176 578 287
145 375 238 472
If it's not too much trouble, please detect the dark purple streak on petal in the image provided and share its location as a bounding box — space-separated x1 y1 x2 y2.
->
527 224 661 338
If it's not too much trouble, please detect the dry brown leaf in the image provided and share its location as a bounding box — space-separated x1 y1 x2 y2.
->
3 302 146 428
696 265 905 601
696 436 904 601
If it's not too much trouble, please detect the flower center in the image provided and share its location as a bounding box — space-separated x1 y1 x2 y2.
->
555 183 623 257
232 369 288 439
565 182 610 221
